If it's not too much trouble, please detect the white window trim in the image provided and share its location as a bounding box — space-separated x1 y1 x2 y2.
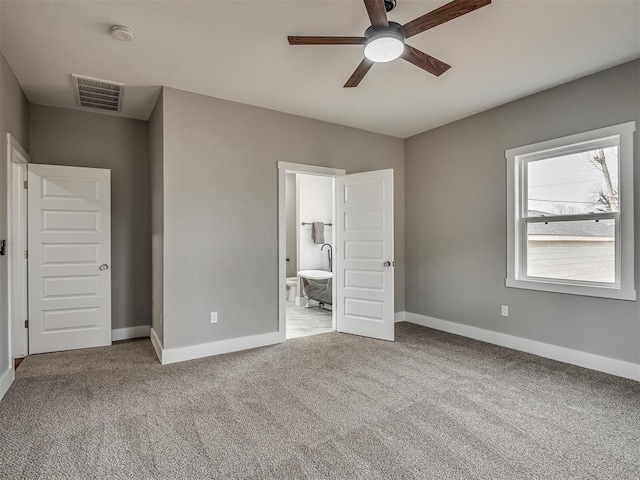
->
506 121 636 301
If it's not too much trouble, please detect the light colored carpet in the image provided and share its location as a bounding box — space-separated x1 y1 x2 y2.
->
0 322 638 479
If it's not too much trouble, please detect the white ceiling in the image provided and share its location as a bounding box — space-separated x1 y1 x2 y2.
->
1 0 639 138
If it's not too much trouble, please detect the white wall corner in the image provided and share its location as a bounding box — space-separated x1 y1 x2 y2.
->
403 312 640 382
0 367 15 403
111 325 151 342
394 311 406 323
150 327 163 364
160 331 282 365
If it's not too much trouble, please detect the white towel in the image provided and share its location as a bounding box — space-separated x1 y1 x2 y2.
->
311 222 325 244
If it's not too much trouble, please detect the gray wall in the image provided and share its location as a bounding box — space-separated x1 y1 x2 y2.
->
161 87 404 349
0 53 30 377
405 59 640 364
29 105 151 331
149 93 164 345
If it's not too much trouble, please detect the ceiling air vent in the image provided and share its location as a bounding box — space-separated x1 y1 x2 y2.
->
72 74 124 112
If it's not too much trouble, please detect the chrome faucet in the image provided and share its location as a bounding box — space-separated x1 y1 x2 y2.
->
321 243 333 272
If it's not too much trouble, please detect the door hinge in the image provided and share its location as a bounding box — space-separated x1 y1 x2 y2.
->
24 250 28 259
24 319 28 329
23 180 28 190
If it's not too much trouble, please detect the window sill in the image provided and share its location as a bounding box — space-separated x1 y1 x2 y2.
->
505 277 636 301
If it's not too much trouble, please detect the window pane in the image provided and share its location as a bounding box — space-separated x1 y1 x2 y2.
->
526 219 615 283
527 146 619 216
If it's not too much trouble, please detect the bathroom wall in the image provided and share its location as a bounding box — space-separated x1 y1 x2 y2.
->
285 173 297 277
297 174 333 272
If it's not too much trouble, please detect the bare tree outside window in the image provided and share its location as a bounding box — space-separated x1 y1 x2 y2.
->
587 149 618 212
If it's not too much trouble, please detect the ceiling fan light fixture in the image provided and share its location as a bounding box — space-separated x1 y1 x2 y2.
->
364 32 404 63
287 0 492 86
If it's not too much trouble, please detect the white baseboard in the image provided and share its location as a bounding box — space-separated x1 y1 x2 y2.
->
0 366 15 402
158 331 282 365
111 325 151 342
401 311 640 382
150 327 163 363
394 311 406 323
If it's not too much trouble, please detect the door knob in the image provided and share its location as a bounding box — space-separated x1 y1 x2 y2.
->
99 264 109 271
383 261 391 267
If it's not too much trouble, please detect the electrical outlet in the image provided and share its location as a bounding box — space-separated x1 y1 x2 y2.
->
501 305 509 317
210 312 218 324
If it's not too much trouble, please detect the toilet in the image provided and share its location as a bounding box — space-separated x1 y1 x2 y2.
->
285 277 297 302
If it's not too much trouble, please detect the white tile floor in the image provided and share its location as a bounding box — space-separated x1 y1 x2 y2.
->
286 300 333 339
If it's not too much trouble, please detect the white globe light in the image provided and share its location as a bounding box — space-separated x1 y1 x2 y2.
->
364 35 404 63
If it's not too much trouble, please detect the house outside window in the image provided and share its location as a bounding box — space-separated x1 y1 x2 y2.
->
506 122 636 300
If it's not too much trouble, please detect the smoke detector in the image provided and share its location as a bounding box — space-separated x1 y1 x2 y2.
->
110 25 134 41
72 74 124 112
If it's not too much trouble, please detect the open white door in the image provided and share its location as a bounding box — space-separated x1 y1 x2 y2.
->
336 169 394 341
28 164 111 354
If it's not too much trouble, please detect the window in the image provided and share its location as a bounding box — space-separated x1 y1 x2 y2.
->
506 122 636 300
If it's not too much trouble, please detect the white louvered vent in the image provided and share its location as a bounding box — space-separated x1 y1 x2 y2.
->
72 74 124 112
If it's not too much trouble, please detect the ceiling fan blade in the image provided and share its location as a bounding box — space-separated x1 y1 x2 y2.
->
400 0 491 39
344 59 374 88
364 0 389 28
288 36 366 45
401 45 451 77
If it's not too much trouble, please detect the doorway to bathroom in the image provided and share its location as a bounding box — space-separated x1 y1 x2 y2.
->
278 161 396 343
281 164 341 339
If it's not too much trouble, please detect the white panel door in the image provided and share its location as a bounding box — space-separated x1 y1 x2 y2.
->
28 164 111 354
336 169 394 341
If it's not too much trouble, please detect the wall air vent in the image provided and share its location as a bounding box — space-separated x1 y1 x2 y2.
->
71 74 124 112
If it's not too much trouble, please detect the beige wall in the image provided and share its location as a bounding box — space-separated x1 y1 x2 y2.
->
0 53 30 378
29 105 151 331
160 87 404 349
405 59 640 363
149 93 164 345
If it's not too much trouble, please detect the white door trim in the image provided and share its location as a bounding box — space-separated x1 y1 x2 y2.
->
277 162 345 342
6 133 30 363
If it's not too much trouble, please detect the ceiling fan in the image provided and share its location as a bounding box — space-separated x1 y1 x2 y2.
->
288 0 491 87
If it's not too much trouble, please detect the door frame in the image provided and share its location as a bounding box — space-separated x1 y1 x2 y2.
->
277 162 345 342
6 134 30 361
